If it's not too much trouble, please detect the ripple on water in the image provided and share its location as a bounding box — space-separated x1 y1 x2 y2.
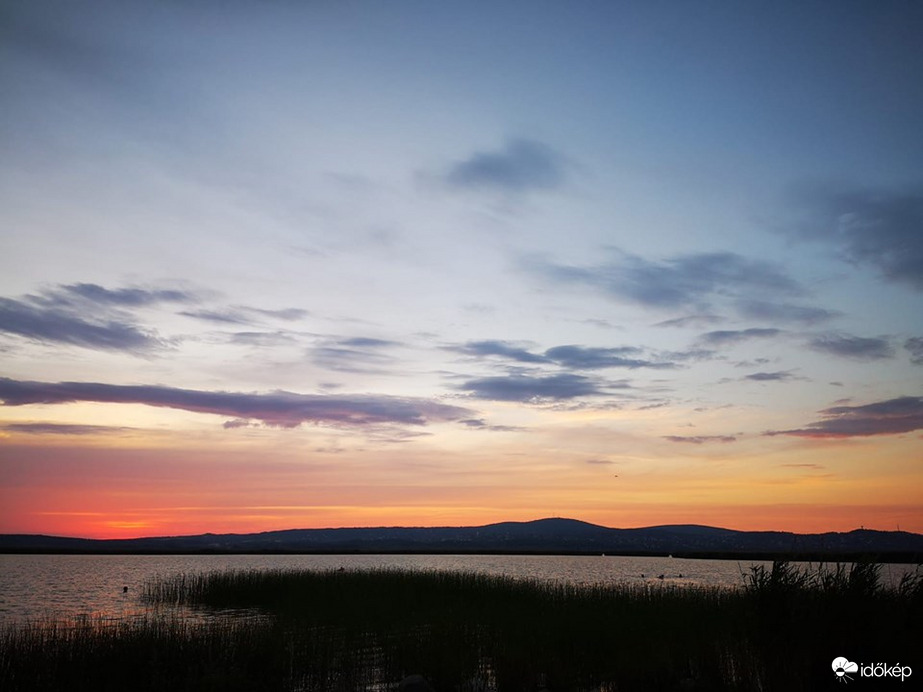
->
1 553 917 624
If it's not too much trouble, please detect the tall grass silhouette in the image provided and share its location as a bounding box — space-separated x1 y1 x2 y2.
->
2 563 920 691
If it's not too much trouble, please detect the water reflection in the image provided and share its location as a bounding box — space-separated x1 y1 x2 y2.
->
1 553 917 624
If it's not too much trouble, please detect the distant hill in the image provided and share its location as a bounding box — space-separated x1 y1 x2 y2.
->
2 518 921 561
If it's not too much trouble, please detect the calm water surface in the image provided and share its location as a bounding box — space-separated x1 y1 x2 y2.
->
0 553 916 624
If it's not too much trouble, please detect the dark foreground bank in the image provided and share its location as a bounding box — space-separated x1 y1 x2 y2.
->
1 562 920 691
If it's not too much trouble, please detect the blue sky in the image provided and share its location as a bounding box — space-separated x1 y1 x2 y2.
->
1 0 921 537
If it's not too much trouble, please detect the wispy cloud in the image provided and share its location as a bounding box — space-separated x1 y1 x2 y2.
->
735 299 838 325
0 377 472 428
0 297 166 353
444 138 566 193
449 340 547 364
655 314 725 328
807 333 894 361
458 418 525 432
449 340 675 370
743 371 798 382
51 283 195 307
905 337 923 365
791 186 923 289
0 422 133 435
456 373 608 402
525 250 804 312
663 435 737 444
765 396 923 438
180 305 309 326
229 331 300 347
0 283 198 353
179 309 253 325
310 337 400 374
697 328 783 347
544 345 675 370
247 307 309 321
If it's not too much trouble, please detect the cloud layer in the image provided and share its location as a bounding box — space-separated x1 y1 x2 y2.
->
0 283 196 353
451 340 674 369
0 377 472 429
663 435 737 444
698 328 782 347
526 250 829 322
768 396 923 438
808 333 894 361
0 297 166 353
794 187 923 289
445 139 566 193
456 373 607 402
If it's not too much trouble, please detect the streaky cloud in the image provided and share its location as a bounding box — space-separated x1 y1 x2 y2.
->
246 307 309 321
230 331 299 347
658 348 719 362
698 328 782 347
735 299 838 325
310 337 400 374
526 250 801 310
0 422 132 435
655 314 725 328
663 435 737 444
179 309 253 325
457 373 605 402
182 305 309 326
445 138 565 193
57 283 195 307
338 337 398 348
766 396 923 438
458 418 524 432
0 377 472 428
450 340 547 364
744 371 798 382
450 340 676 369
905 337 923 365
792 186 923 289
544 344 675 370
808 333 894 360
0 297 165 353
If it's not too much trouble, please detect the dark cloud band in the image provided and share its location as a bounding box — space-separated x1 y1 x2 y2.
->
807 333 894 361
456 373 605 402
663 435 737 444
766 396 923 438
0 297 165 352
0 377 472 428
792 187 923 289
524 250 822 320
450 340 675 370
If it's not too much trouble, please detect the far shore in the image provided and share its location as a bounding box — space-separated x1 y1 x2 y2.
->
2 547 921 562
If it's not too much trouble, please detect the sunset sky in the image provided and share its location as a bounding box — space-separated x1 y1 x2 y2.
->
1 1 922 539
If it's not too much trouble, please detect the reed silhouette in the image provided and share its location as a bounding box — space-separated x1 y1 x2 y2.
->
1 562 919 691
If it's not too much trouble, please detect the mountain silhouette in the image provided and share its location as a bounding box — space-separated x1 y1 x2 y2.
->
2 518 921 560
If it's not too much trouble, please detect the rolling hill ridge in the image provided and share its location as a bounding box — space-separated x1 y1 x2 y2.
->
2 518 921 560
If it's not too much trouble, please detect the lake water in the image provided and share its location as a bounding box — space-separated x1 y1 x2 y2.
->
0 553 917 624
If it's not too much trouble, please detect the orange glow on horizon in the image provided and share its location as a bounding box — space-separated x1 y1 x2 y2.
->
7 499 920 540
2 425 921 540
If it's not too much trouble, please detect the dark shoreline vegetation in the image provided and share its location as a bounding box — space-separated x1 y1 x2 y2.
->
5 518 921 560
2 563 921 691
3 549 922 563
